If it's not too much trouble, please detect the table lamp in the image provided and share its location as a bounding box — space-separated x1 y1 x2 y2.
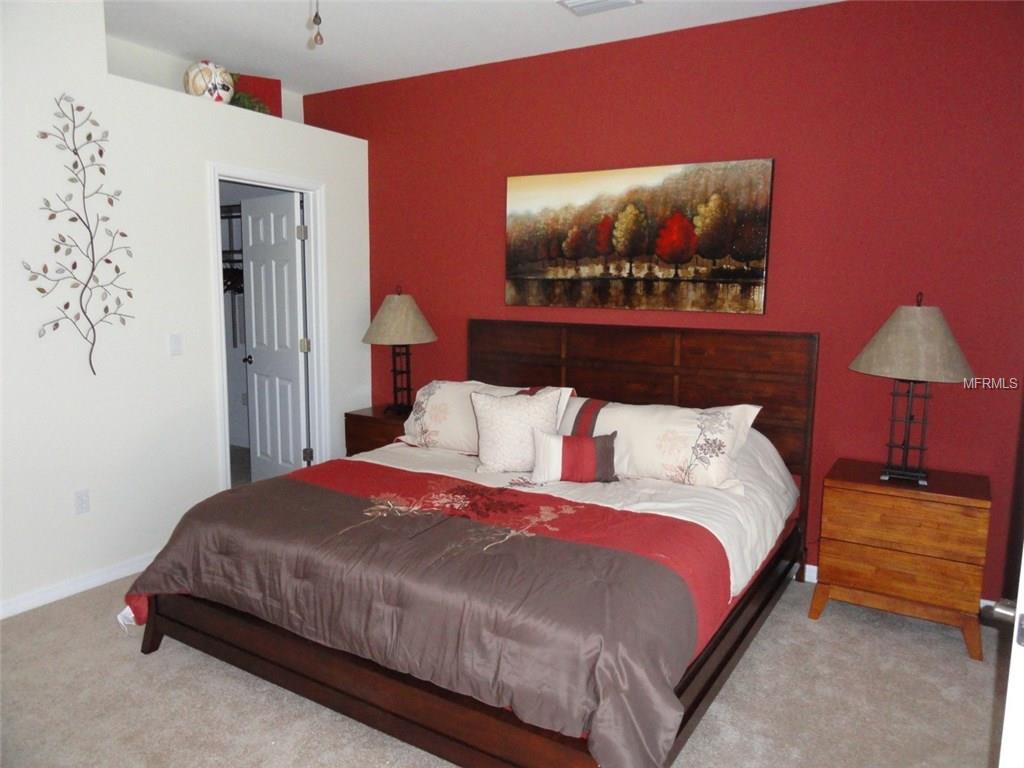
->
849 292 972 485
362 290 437 416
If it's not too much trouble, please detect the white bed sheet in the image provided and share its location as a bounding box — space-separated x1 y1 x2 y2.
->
351 429 798 596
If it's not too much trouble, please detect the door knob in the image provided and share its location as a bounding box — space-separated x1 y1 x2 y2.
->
242 354 253 364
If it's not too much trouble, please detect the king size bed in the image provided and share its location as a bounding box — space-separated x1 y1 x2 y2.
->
128 319 818 768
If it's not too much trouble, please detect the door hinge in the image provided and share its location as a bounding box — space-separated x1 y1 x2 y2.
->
296 224 309 241
299 337 311 354
302 447 314 463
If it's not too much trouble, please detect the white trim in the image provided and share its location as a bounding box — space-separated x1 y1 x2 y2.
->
207 163 330 490
0 550 158 620
309 185 331 465
208 167 231 490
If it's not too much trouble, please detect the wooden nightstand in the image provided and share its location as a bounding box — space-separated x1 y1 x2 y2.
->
809 458 991 660
344 407 406 456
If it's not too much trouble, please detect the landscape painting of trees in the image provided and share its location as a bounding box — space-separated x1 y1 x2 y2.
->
506 159 773 313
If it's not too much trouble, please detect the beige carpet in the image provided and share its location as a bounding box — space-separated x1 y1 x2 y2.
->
0 577 1008 768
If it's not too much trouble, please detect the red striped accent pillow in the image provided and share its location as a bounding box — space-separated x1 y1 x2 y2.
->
531 430 618 484
557 397 611 436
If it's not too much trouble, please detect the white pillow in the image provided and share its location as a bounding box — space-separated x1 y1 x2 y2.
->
559 397 761 489
471 389 562 472
403 380 572 454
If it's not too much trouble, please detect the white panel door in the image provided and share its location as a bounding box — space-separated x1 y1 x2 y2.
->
242 192 307 482
999 540 1024 767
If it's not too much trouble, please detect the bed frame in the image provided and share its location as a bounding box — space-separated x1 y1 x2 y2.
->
142 319 819 768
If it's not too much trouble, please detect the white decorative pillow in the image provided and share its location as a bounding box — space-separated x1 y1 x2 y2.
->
559 398 761 489
403 380 572 454
514 386 575 425
471 389 562 472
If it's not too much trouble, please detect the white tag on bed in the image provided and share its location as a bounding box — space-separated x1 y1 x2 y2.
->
116 606 137 632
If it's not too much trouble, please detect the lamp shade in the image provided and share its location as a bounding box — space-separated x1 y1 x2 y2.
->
362 294 437 346
849 304 973 383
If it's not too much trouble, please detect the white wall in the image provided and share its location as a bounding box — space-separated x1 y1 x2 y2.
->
1 2 369 612
105 34 305 123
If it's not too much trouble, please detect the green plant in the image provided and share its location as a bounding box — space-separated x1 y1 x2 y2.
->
231 90 270 114
229 75 270 114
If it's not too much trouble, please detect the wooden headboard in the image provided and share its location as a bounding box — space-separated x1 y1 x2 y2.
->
468 319 819 550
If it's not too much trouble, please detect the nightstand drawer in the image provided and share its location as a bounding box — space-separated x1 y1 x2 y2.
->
821 487 988 564
819 538 982 613
345 408 406 456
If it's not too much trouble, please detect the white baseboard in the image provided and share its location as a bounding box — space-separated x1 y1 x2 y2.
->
0 550 157 620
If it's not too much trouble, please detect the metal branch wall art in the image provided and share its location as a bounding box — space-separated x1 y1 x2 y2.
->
26 93 135 375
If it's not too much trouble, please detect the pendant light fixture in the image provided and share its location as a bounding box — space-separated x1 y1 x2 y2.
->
312 0 324 46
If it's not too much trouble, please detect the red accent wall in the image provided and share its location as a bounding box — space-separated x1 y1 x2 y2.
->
305 2 1024 596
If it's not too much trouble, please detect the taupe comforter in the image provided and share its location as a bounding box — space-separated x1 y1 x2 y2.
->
128 460 731 768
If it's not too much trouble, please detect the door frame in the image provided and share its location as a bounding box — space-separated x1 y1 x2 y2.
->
999 543 1024 765
207 162 329 490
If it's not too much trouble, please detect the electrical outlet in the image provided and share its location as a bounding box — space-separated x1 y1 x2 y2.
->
168 333 184 356
74 489 90 515
241 391 248 407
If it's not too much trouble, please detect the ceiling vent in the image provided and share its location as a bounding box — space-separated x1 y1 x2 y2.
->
558 0 642 17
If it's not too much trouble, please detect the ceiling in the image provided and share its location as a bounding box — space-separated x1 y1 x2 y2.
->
104 0 829 94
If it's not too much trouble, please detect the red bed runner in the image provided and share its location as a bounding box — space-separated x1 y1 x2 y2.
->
293 459 731 653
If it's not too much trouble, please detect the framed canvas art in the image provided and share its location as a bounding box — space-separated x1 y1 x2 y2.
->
505 159 773 313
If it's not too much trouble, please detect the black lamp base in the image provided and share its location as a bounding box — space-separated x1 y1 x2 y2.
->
880 465 929 486
389 344 413 416
880 379 930 486
384 403 412 418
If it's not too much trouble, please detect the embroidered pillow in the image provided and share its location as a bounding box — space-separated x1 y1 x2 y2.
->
471 389 562 472
531 430 618 484
403 380 572 454
559 398 761 489
517 385 575 424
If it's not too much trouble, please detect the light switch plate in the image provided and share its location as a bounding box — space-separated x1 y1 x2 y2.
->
168 333 184 356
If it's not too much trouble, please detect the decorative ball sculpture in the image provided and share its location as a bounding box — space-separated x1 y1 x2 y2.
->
183 61 234 103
